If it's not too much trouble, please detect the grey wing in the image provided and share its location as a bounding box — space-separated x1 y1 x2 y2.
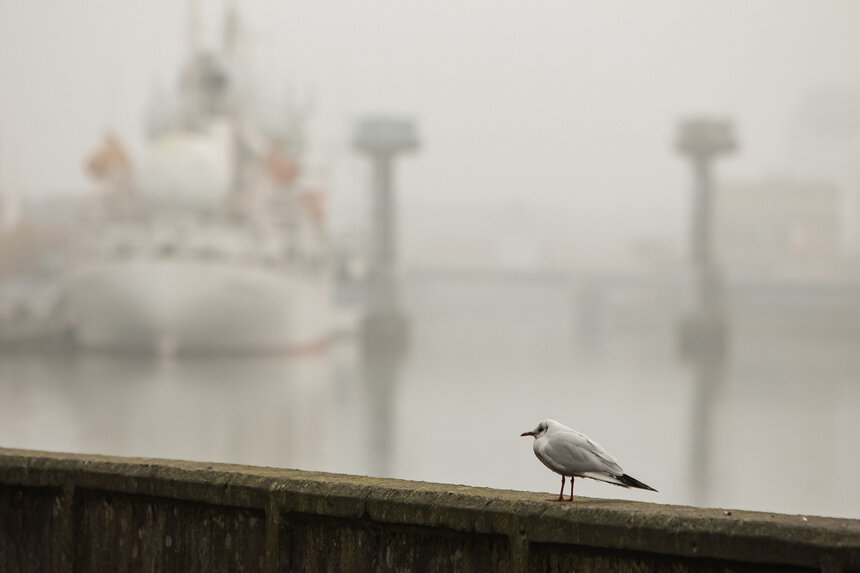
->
581 434 624 475
543 430 624 476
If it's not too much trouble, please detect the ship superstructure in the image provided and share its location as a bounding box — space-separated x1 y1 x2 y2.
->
60 7 331 355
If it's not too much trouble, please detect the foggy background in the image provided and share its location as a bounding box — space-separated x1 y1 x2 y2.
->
1 1 859 519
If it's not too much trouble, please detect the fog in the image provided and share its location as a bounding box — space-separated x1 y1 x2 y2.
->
6 1 860 252
1 1 859 519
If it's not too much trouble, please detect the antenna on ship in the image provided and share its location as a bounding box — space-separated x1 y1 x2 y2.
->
186 0 203 71
222 0 239 57
184 0 204 127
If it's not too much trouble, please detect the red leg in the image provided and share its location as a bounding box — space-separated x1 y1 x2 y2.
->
568 477 575 501
557 475 566 501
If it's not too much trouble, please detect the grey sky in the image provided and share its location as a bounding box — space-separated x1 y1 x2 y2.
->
2 1 860 252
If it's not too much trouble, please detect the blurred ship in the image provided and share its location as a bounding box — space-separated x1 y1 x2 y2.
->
59 8 332 355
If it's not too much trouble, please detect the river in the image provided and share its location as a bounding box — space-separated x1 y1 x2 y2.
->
1 273 858 519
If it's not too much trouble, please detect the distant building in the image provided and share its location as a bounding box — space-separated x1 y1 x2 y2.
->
715 178 842 279
787 88 860 259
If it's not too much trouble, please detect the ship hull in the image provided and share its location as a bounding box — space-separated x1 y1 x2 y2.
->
61 258 331 355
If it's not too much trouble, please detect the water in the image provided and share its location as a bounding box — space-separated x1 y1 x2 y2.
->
1 274 858 519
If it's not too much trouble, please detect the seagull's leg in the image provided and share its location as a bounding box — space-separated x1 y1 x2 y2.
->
557 475 566 501
568 477 575 501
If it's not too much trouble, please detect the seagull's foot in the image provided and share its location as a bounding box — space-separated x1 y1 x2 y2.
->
548 496 565 502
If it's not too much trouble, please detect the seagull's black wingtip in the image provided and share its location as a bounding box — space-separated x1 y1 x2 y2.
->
618 473 658 492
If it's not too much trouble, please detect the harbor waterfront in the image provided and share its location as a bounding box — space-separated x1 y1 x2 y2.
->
1 272 858 520
4 11 860 571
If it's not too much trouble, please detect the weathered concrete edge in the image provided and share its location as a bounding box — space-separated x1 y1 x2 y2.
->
1 447 858 570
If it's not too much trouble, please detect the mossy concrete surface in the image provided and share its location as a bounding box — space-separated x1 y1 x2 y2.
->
1 447 858 572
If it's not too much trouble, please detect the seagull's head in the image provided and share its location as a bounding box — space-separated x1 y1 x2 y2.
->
520 420 550 439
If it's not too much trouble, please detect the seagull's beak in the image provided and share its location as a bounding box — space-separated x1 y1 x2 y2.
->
520 431 534 437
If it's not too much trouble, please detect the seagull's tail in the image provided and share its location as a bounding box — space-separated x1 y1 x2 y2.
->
617 473 658 492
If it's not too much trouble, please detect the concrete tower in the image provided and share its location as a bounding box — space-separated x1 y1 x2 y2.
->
676 117 737 506
353 117 419 477
353 118 419 316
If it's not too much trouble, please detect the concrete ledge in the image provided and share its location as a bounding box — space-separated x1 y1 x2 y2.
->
1 447 858 572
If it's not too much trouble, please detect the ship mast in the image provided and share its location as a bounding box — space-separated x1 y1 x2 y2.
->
222 0 239 58
184 0 203 127
221 1 250 201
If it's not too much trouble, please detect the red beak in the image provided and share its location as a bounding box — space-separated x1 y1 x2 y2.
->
520 431 534 437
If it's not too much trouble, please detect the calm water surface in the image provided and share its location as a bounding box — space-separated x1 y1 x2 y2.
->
1 275 858 519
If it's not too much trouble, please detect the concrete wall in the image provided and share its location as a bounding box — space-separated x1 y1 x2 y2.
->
1 447 858 572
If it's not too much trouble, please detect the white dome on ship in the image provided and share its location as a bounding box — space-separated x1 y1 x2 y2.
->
136 123 234 208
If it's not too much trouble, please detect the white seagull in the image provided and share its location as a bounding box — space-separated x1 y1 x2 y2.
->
521 419 657 501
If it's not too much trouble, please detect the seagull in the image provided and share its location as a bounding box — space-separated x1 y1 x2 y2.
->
520 419 657 501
